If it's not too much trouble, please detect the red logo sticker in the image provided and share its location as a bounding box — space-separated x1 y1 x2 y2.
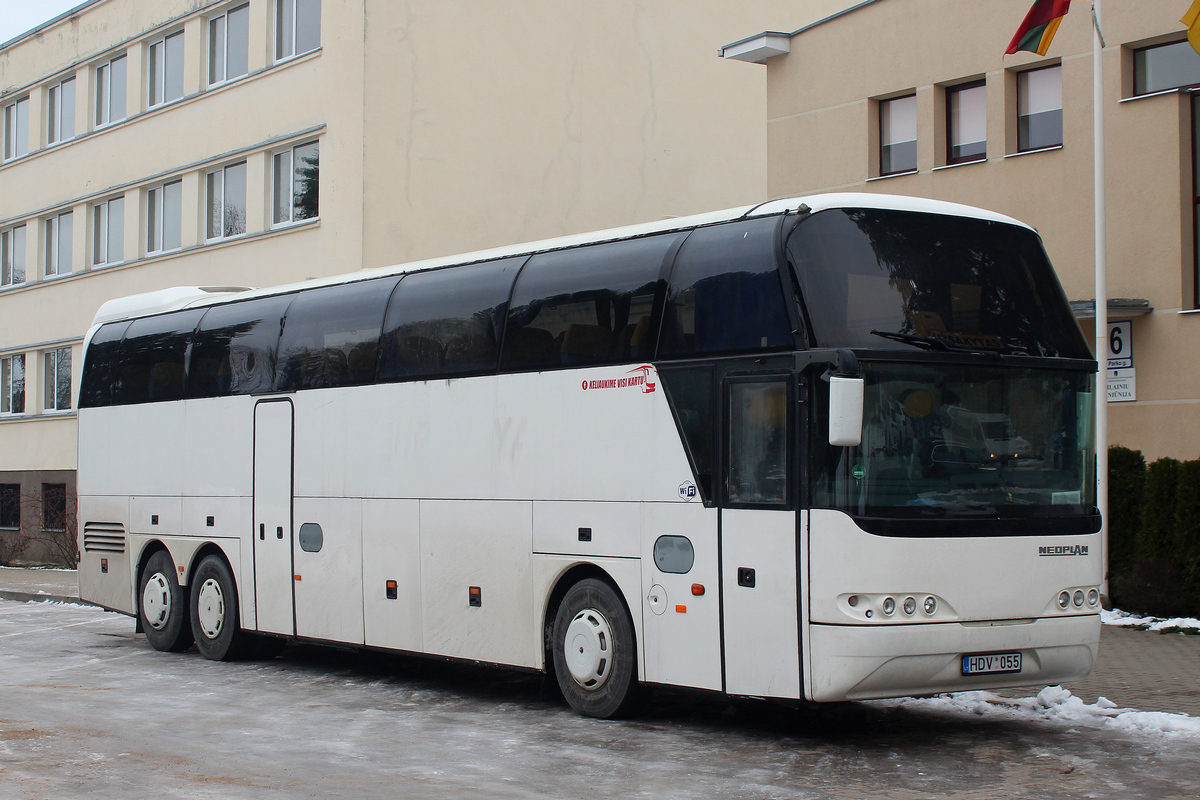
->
581 365 657 393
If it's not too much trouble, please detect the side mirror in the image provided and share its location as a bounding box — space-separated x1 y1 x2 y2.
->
828 375 864 447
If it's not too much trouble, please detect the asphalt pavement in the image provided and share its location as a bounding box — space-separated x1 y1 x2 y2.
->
2 566 1197 717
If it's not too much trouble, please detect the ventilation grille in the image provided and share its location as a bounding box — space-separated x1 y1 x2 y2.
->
83 522 126 553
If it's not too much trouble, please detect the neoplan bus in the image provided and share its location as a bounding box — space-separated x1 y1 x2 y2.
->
77 193 1101 718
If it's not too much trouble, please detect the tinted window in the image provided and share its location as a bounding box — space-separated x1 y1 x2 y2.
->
500 235 676 372
786 208 1090 358
378 258 521 381
116 311 205 404
275 277 398 391
659 219 793 358
660 366 715 502
188 295 291 397
79 321 130 408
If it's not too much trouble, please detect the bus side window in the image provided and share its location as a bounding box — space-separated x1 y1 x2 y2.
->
659 218 794 359
78 321 131 408
116 310 205 405
186 294 292 398
378 257 521 382
275 277 398 392
499 234 676 372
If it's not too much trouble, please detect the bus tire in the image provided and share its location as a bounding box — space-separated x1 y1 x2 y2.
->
189 554 254 661
138 550 194 653
551 578 639 719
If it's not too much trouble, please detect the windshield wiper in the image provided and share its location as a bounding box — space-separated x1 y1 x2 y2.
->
869 330 958 351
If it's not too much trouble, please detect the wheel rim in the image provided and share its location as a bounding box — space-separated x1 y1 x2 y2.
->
141 572 172 631
564 608 613 690
196 577 226 640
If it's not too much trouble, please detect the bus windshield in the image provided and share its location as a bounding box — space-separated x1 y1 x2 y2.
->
811 362 1097 532
786 208 1090 359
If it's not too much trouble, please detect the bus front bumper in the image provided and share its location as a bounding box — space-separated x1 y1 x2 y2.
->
807 614 1099 703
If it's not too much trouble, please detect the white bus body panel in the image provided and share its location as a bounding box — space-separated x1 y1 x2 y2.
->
253 400 295 635
293 497 364 644
362 499 423 652
639 501 721 691
533 501 641 558
721 508 800 699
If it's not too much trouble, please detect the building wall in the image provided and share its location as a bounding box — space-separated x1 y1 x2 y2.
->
0 0 855 560
754 0 1200 461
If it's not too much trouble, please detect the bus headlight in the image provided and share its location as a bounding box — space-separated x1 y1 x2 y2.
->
1073 590 1085 607
1087 588 1099 606
882 597 895 615
923 596 937 615
1058 591 1071 610
902 596 916 615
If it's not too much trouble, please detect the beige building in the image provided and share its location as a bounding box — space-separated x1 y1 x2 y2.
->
0 0 855 560
723 0 1200 461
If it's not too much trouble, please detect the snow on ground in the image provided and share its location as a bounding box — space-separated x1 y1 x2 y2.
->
1102 607 1200 633
871 685 1200 738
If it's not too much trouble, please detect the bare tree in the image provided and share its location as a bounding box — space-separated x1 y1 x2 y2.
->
21 484 79 567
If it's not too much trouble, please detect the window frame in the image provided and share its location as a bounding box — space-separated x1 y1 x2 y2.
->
94 54 128 128
1 354 26 416
3 96 30 162
722 375 794 510
148 31 186 108
146 179 183 255
0 483 19 530
209 3 251 87
271 140 319 227
275 0 322 63
92 195 125 267
945 79 987 165
45 211 73 277
1017 64 1063 153
47 77 76 145
43 347 72 413
1134 39 1200 97
878 93 918 176
41 483 67 532
206 161 248 241
1 225 27 287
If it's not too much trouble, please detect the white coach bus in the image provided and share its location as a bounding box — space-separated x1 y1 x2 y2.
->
77 193 1102 718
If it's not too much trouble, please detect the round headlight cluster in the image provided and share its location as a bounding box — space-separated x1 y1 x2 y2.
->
1058 591 1071 609
923 596 937 615
1087 588 1099 606
903 596 917 615
882 597 895 615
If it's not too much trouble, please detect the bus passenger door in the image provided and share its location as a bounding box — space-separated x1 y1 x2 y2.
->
253 399 295 635
719 376 801 698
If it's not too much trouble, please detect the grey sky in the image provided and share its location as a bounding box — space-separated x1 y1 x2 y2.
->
0 0 90 47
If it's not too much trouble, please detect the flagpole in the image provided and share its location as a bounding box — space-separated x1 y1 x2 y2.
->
1093 0 1109 599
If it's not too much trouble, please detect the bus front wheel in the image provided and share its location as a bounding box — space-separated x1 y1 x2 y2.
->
551 578 639 719
138 550 194 652
189 555 255 661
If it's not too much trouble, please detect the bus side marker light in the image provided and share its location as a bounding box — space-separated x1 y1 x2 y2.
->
691 584 705 596
294 575 302 581
386 580 398 600
469 586 482 607
675 604 687 613
101 558 108 574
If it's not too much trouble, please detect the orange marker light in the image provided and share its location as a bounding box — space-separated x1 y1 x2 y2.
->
293 574 302 581
675 604 687 613
691 584 705 596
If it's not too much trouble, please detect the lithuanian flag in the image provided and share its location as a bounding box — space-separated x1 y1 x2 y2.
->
1183 0 1200 56
1006 0 1074 56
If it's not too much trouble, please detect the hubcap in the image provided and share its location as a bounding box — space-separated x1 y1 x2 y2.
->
141 572 172 631
196 578 226 640
564 608 613 690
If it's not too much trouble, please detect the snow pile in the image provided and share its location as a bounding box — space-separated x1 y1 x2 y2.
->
1101 608 1200 634
873 686 1200 738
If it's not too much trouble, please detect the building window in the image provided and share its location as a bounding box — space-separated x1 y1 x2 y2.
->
92 196 125 266
1193 94 1200 308
947 81 986 164
276 0 321 61
273 141 319 225
206 162 248 240
147 180 183 254
42 484 66 531
95 55 127 127
1 354 25 415
879 94 917 175
1018 65 1062 152
1136 40 1200 96
45 212 73 277
3 96 30 161
210 4 251 86
0 484 19 529
44 348 71 412
149 32 185 108
2 225 26 287
47 77 76 145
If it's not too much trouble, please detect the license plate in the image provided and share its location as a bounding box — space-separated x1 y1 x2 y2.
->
961 652 1022 676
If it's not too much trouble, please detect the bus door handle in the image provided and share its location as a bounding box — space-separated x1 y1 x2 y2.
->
277 526 284 539
259 523 264 540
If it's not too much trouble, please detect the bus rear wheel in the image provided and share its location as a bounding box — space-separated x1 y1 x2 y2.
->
138 550 194 652
551 578 639 719
189 555 255 661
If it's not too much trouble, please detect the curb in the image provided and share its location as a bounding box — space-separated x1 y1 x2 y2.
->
0 590 96 607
